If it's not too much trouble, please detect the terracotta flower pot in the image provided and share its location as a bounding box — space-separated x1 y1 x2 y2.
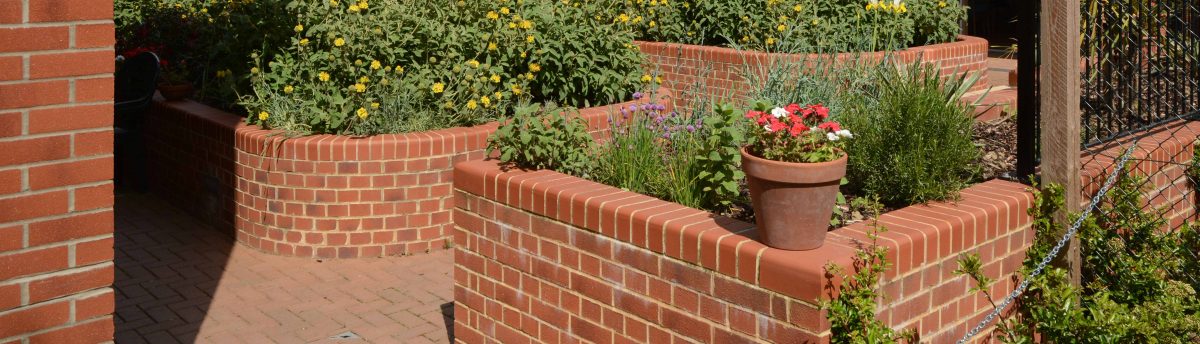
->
741 147 847 251
157 83 193 101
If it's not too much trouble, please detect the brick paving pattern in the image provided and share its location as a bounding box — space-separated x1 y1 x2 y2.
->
113 192 454 343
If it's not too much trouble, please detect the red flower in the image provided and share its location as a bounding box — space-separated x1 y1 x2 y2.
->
785 103 802 115
769 118 787 132
789 123 809 136
818 121 841 132
811 104 830 119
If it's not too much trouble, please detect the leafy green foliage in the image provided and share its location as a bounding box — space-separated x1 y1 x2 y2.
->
600 0 966 52
823 206 917 343
959 177 1200 343
841 62 980 207
487 103 595 177
592 96 745 210
115 0 293 109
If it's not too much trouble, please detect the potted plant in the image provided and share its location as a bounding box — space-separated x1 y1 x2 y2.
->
157 58 193 101
742 102 853 250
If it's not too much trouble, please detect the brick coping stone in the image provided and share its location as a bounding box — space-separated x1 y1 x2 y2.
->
636 35 992 103
146 88 671 259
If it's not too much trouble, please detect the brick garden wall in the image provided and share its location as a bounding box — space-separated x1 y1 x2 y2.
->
451 160 1034 343
0 0 116 342
144 90 669 259
638 35 990 106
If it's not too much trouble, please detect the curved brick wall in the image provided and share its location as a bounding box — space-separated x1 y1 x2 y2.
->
637 35 991 104
146 89 671 259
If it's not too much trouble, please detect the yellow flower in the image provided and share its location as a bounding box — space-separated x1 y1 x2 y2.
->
811 18 819 25
488 42 497 51
640 74 651 83
466 100 478 110
216 70 227 78
938 0 946 7
358 76 370 83
511 84 523 95
356 107 369 119
334 38 346 47
649 21 656 28
431 82 445 94
380 78 390 85
299 38 309 46
897 3 907 13
520 51 527 58
348 4 360 12
766 37 776 45
358 0 368 8
395 65 404 74
794 4 803 12
370 60 381 70
528 63 541 72
467 60 480 68
251 67 260 74
526 35 535 43
490 74 501 83
258 111 269 121
283 85 294 93
777 24 787 32
329 0 338 6
444 101 454 109
525 72 534 80
371 102 380 109
520 20 532 29
319 71 330 82
487 11 499 20
500 7 510 14
294 24 304 32
494 92 503 99
353 83 366 92
655 76 663 84
480 96 491 107
618 13 630 23
509 22 517 29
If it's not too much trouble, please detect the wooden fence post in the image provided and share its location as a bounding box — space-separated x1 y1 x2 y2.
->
1040 0 1083 286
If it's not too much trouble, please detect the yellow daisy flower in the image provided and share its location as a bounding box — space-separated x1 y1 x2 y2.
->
490 74 501 83
431 83 445 94
371 102 380 109
334 38 346 47
294 24 304 32
528 63 541 72
319 72 331 82
370 60 382 70
526 35 535 43
467 100 478 110
511 84 523 95
356 107 369 119
353 83 366 92
487 11 499 20
640 74 652 83
258 111 269 121
283 85 294 94
500 7 510 14
480 96 491 107
299 38 309 46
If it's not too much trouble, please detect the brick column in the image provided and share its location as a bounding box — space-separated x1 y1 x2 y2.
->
0 0 116 342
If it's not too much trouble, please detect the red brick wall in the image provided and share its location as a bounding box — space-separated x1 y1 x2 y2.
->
451 160 1032 343
639 35 991 106
0 0 116 342
145 90 671 259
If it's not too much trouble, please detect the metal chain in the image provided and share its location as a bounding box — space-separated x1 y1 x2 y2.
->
956 146 1135 344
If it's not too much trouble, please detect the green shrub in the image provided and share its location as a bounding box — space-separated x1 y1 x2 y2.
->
488 103 595 177
115 0 293 109
841 62 980 207
823 209 916 344
593 94 744 210
241 0 644 135
958 179 1200 343
601 0 966 52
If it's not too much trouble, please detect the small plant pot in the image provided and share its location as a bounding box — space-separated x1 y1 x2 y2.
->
157 83 193 101
741 147 847 251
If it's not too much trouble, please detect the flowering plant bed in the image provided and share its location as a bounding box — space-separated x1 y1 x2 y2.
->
744 102 850 163
144 89 668 259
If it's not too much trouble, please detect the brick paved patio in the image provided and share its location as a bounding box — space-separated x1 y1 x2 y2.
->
113 192 454 343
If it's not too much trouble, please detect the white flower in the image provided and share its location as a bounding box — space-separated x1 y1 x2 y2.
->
827 133 840 141
763 124 774 132
770 107 789 118
892 0 901 6
836 129 853 138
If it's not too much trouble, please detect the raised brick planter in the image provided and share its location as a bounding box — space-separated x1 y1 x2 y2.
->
144 90 670 259
451 160 1035 343
638 35 991 104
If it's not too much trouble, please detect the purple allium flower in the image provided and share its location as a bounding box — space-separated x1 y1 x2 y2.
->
655 116 664 123
662 133 670 139
654 104 666 111
632 92 644 100
641 104 652 111
627 105 638 113
686 125 696 132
